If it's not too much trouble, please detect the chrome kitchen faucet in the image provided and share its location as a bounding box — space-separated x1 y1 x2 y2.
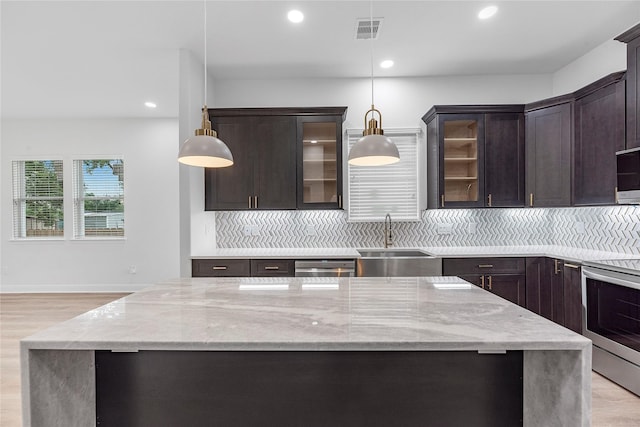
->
384 213 393 248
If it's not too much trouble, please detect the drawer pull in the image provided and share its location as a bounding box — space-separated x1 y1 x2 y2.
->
487 275 492 291
478 264 493 268
480 275 485 289
248 196 252 209
554 259 560 275
564 263 580 269
212 266 228 271
264 266 280 270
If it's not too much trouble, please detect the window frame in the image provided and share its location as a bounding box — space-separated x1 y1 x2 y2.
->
72 157 125 240
11 158 65 240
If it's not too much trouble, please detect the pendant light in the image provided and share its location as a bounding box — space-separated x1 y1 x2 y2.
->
348 1 399 167
178 0 233 168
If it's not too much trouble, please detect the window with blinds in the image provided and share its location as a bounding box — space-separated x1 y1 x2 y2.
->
12 160 64 238
73 159 124 238
347 129 421 222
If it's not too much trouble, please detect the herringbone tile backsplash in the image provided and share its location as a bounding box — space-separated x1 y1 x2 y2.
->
216 206 640 255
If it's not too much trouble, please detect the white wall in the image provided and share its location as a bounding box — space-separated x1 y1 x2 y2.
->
552 39 627 96
212 74 553 129
1 118 180 292
178 49 219 277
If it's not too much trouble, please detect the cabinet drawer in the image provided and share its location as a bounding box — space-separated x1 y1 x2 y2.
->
250 259 295 277
192 259 250 277
443 257 525 275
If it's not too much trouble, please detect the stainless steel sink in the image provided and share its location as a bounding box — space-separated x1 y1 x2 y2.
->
357 249 433 258
356 249 442 277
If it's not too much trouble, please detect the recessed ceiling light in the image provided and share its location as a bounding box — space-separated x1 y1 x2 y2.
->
478 5 498 20
288 10 304 23
380 60 394 69
144 101 157 108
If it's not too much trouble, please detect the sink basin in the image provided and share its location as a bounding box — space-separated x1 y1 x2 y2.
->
356 249 441 277
357 249 433 258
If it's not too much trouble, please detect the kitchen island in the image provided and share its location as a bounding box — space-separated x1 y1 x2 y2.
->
21 276 591 426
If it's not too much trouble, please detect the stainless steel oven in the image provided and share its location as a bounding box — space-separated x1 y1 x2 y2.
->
582 260 640 396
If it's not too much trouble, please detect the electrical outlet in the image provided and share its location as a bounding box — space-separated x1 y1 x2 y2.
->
467 223 476 234
575 221 585 234
251 225 260 236
304 225 317 236
243 225 252 236
128 265 137 275
437 223 453 235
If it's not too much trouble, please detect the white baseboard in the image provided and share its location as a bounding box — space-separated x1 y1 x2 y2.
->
0 283 150 293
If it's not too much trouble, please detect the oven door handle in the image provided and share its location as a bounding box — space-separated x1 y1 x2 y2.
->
582 267 640 291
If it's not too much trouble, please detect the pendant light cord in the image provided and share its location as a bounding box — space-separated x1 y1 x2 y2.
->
369 0 374 107
203 0 207 106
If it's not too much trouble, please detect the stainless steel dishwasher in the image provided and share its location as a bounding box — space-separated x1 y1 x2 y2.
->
294 260 356 277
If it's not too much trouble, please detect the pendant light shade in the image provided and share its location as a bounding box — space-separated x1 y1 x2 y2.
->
178 0 233 168
348 105 399 166
178 106 233 168
347 3 399 167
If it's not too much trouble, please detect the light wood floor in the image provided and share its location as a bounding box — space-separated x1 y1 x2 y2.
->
2 293 640 426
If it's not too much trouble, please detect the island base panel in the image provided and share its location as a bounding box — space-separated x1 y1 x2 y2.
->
96 350 523 427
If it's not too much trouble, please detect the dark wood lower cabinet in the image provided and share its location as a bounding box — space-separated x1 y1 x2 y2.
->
525 257 582 333
96 350 524 427
192 258 295 277
563 262 583 334
460 274 526 307
444 258 526 307
525 257 564 324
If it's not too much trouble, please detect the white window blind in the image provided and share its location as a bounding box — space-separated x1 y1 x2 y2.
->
347 129 421 222
73 159 125 238
12 160 64 238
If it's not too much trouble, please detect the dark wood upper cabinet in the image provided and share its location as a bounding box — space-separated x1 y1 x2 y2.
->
252 116 297 210
616 23 640 149
524 101 572 207
573 72 626 205
204 116 255 210
484 112 525 207
422 105 525 209
205 107 346 211
296 114 344 209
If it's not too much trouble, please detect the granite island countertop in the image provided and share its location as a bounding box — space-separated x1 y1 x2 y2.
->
22 276 590 352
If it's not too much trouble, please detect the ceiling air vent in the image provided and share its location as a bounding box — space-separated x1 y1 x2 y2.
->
355 18 383 40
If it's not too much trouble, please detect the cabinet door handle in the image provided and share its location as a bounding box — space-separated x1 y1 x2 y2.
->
554 259 561 275
529 193 534 207
564 263 580 269
254 196 258 209
487 275 492 290
264 266 279 270
212 266 228 271
487 194 492 207
339 195 342 209
248 196 252 209
615 187 619 204
478 264 493 268
480 275 485 289
441 194 445 208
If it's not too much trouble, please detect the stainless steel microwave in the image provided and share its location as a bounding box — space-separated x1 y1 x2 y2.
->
616 147 640 204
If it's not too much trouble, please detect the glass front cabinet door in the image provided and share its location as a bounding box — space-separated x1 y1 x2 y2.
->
297 115 344 209
439 114 485 208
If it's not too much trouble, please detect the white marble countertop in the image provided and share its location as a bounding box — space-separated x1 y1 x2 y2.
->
22 276 589 352
192 244 636 264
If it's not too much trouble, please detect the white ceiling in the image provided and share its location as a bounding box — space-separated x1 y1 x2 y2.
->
2 1 639 119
